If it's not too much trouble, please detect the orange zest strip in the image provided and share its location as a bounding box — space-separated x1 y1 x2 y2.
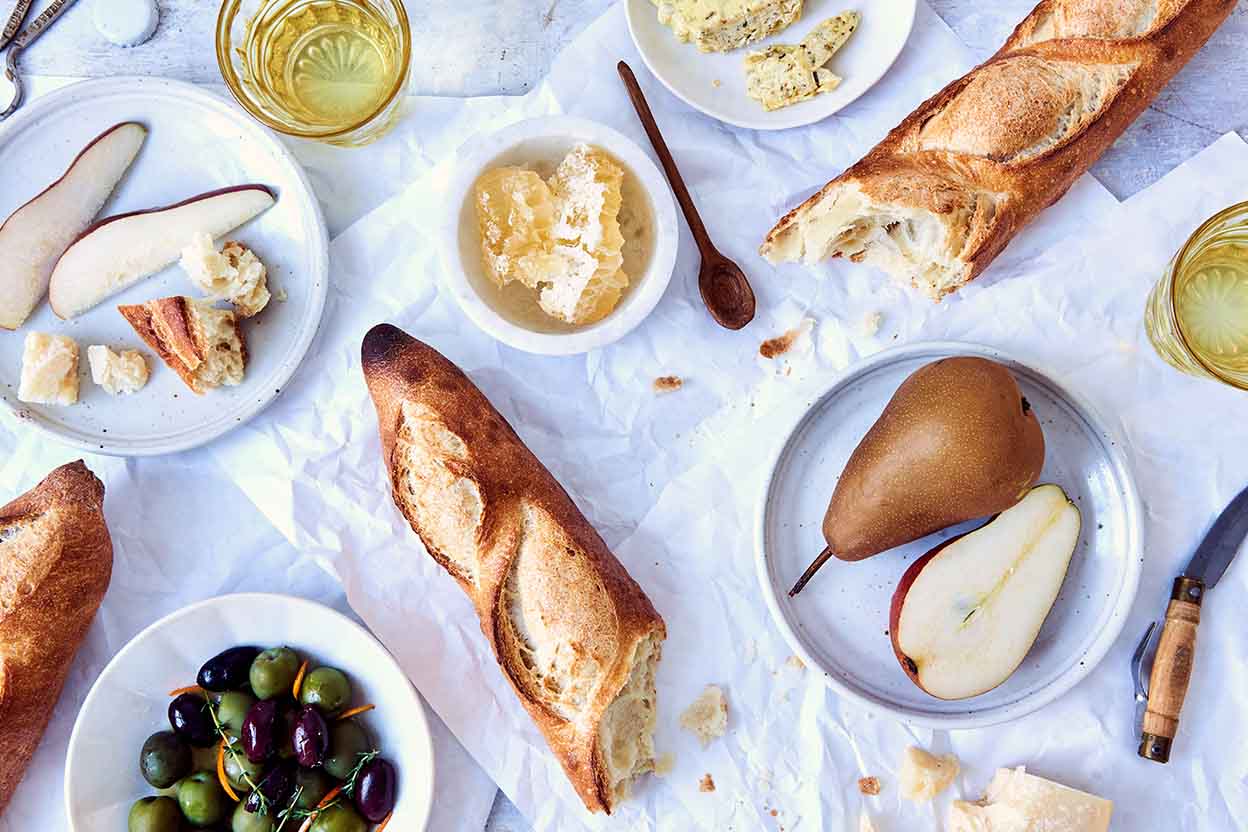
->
376 811 393 831
168 685 203 697
292 660 310 699
297 817 316 832
217 742 241 802
317 785 343 808
336 704 375 721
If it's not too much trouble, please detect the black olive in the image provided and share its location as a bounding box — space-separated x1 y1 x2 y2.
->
292 705 329 768
245 760 296 814
168 692 217 747
354 757 397 822
197 646 260 692
242 699 280 763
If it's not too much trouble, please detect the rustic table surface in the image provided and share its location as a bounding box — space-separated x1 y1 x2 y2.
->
10 0 1246 828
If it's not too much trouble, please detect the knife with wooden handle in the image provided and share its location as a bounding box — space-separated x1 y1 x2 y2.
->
1139 483 1248 763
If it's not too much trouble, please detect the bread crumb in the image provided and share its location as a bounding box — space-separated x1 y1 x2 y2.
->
899 746 959 801
655 753 675 776
860 310 882 336
760 318 813 359
785 655 805 671
275 286 288 302
770 808 778 817
680 685 728 747
712 78 722 88
858 776 880 795
653 375 683 393
699 773 716 792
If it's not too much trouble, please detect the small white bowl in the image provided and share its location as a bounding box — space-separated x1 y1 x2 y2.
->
65 594 435 830
439 115 679 355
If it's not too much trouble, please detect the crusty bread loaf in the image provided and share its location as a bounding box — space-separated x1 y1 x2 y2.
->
0 461 112 813
761 0 1235 298
118 296 247 394
361 324 666 814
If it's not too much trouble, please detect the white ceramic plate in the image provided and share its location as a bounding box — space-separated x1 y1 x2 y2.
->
0 77 329 456
440 115 679 355
756 342 1143 729
65 594 435 830
626 0 916 130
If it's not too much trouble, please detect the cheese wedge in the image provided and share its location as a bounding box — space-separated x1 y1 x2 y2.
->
744 11 860 111
947 767 1112 832
651 0 803 53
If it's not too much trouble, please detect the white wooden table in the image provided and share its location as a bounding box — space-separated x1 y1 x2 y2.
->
9 1 1246 829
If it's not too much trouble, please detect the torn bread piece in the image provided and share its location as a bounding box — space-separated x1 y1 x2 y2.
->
118 296 247 394
87 345 149 395
18 332 79 405
745 11 860 111
680 684 728 747
180 233 270 317
899 745 959 802
948 767 1112 832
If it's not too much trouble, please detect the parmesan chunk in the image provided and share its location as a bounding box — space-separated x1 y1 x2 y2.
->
899 745 959 802
18 332 79 405
87 345 149 395
947 767 1112 832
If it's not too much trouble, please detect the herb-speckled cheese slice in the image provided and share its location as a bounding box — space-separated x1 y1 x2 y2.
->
651 0 804 53
744 11 860 111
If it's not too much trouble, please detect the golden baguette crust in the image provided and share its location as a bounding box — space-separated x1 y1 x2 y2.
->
0 461 112 812
361 324 665 814
762 0 1235 297
118 296 247 394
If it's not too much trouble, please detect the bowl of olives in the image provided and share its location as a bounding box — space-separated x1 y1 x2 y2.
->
65 594 434 831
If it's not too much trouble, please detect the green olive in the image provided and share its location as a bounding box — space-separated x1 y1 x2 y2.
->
216 691 257 736
298 667 351 716
249 647 300 700
292 767 333 811
223 746 264 791
177 771 229 827
230 801 274 832
140 730 192 789
323 720 370 781
128 796 184 832
309 804 367 832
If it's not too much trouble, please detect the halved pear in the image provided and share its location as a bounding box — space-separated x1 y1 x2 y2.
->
889 484 1080 700
0 122 146 329
48 184 275 319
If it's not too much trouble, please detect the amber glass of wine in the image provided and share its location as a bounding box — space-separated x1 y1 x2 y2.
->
216 0 410 147
1145 201 1248 390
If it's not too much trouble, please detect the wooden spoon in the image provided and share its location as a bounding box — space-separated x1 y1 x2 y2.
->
617 60 756 330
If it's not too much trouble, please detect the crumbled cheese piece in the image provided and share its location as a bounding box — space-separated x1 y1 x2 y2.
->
947 767 1112 832
680 685 728 747
18 332 79 405
744 12 859 111
860 310 883 336
652 0 803 53
180 233 270 317
785 655 806 671
900 746 959 802
87 345 149 395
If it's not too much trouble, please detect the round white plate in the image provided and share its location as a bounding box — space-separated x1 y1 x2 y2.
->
65 594 435 830
0 77 329 456
756 342 1143 729
440 115 679 355
626 0 916 130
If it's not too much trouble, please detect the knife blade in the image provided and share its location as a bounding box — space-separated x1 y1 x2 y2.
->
1139 482 1248 763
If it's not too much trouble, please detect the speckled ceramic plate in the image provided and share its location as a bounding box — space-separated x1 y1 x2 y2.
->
756 342 1143 729
0 77 328 456
626 0 916 130
65 594 435 830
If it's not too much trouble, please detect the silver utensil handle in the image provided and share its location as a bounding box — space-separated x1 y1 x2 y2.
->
1 0 35 50
12 0 77 50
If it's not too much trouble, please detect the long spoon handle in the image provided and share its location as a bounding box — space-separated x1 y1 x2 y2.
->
617 60 716 255
0 0 35 50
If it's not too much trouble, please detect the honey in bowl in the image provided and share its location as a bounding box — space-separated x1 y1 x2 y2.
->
1146 202 1248 388
217 0 410 146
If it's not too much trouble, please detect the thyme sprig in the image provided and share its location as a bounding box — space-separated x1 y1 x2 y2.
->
202 693 268 813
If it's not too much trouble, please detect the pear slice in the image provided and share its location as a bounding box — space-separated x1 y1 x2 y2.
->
0 122 147 330
48 184 275 319
889 484 1080 700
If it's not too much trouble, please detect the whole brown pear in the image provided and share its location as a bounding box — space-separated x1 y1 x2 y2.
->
789 356 1044 595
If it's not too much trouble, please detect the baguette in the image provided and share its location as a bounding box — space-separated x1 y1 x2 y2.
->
761 0 1236 299
118 296 247 394
361 324 666 814
0 461 112 813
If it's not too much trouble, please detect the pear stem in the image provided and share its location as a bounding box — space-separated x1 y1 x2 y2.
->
789 546 834 596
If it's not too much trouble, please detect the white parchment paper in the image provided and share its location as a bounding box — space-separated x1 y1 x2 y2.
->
203 4 1245 830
